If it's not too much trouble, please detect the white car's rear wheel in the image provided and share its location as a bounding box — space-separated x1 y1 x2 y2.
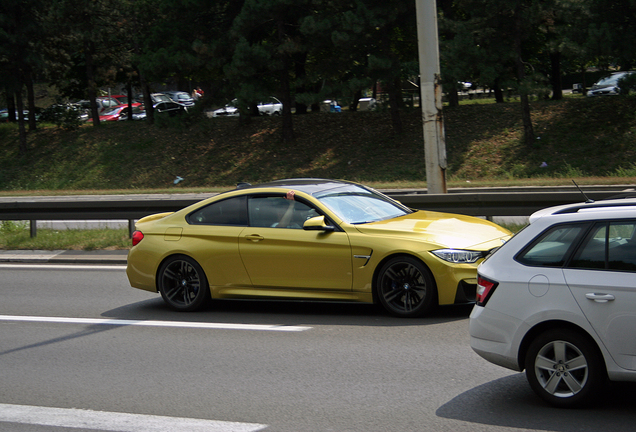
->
525 329 606 408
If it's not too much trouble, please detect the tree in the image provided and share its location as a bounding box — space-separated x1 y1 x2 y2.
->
228 0 312 141
44 0 130 126
586 0 636 70
0 0 48 154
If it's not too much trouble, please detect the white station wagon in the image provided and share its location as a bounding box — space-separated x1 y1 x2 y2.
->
470 196 636 407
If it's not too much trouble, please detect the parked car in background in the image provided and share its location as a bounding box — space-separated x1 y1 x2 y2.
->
93 103 144 122
212 100 239 117
39 103 88 124
154 101 186 116
78 97 121 115
150 93 173 104
0 109 32 121
110 94 137 105
587 71 636 96
126 178 511 317
212 97 283 117
470 197 636 407
322 100 341 113
164 91 195 107
256 97 283 115
358 97 377 111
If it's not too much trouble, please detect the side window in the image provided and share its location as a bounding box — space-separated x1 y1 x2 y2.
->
570 221 636 271
248 195 318 229
516 223 587 267
188 196 247 226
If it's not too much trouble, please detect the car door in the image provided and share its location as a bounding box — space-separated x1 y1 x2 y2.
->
239 194 352 290
563 220 636 370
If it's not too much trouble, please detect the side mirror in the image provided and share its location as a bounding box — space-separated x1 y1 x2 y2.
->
303 216 335 232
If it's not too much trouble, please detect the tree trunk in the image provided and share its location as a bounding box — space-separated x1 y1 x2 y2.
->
5 87 16 122
294 53 308 115
493 81 504 103
277 19 294 143
15 87 27 156
26 74 37 131
514 2 535 146
550 51 562 100
350 90 362 112
126 81 134 121
85 40 100 126
140 74 154 125
386 79 403 135
447 88 459 107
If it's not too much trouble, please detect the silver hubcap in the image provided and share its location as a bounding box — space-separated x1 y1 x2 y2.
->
534 340 588 398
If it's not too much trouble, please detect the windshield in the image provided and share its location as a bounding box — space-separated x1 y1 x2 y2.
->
314 184 411 224
595 73 627 86
103 107 123 116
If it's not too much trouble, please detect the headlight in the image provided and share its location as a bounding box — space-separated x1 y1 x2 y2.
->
431 249 484 264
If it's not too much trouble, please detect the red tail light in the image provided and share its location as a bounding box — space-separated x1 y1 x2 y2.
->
132 230 144 246
476 275 498 306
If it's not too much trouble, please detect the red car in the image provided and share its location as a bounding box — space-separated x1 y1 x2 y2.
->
90 103 144 122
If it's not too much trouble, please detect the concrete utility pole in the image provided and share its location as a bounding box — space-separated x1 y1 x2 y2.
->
415 0 447 194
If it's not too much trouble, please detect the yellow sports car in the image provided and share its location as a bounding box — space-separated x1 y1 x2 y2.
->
126 179 511 317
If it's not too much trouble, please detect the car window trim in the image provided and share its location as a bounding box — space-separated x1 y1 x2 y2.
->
246 192 343 231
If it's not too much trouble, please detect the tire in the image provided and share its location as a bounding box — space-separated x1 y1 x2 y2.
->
376 256 437 317
157 255 210 312
525 328 606 408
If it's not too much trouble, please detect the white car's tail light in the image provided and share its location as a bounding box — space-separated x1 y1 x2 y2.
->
476 275 498 306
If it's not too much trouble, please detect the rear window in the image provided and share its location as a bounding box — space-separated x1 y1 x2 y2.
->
516 223 587 267
187 196 247 226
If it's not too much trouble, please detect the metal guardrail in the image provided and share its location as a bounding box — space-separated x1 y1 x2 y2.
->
0 186 634 237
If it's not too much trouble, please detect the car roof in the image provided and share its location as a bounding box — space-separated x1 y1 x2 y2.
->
231 178 365 196
530 197 636 223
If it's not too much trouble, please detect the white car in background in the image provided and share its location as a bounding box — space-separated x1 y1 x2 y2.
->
587 71 636 96
470 196 636 407
212 97 282 117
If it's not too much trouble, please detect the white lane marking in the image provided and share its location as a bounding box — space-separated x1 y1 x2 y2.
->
0 403 268 432
0 315 311 332
0 264 126 270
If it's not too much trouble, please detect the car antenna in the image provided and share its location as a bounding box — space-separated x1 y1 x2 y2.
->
572 180 594 203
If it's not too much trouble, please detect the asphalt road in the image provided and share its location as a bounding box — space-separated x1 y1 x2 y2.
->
1 264 635 432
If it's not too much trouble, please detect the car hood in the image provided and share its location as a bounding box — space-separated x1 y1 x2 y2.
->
353 211 512 250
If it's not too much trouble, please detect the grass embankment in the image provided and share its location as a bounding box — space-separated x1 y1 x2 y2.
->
2 94 636 249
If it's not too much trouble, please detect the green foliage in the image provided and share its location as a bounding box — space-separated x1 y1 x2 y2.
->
2 97 636 192
0 225 130 250
38 101 85 130
618 74 636 95
0 221 27 235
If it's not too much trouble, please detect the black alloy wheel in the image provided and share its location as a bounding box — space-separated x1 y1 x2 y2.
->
525 328 606 408
376 256 437 317
158 255 210 311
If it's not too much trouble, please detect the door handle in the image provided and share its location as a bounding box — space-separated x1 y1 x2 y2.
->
245 234 265 242
585 293 615 303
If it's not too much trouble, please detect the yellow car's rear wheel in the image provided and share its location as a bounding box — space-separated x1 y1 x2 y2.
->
376 256 437 317
158 255 210 311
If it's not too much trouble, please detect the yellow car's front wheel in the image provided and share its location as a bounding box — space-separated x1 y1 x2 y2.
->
158 255 211 311
376 256 437 318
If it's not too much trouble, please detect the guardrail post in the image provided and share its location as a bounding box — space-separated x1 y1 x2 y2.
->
128 219 135 238
30 220 37 237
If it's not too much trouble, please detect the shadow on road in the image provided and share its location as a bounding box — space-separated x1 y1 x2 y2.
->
437 374 636 432
102 297 476 327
